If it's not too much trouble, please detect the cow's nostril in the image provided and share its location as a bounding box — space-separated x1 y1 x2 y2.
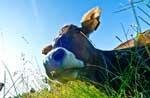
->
52 48 66 61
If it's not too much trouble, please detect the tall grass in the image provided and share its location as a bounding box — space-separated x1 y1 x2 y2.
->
0 34 47 97
113 0 150 97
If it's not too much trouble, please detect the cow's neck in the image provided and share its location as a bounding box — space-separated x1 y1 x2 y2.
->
89 48 130 72
86 48 112 68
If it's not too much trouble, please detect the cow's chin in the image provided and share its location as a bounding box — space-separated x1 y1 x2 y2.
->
49 69 79 82
43 47 85 82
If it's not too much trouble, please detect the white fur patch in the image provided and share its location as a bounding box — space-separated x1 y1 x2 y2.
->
43 47 84 79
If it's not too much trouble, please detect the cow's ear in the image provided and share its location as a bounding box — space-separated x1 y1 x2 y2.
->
42 44 53 55
81 7 101 36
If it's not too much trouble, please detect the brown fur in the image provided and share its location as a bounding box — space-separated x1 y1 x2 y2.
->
115 30 150 49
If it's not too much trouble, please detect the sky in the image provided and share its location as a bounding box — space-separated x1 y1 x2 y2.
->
0 0 150 97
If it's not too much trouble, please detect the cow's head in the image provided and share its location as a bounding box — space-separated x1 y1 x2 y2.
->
42 7 101 80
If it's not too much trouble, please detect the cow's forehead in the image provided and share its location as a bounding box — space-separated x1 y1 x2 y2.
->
59 24 80 34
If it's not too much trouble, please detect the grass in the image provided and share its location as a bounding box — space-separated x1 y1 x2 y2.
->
8 45 150 98
19 71 149 98
19 80 109 98
113 1 150 97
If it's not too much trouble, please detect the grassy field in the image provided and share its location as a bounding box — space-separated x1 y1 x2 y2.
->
19 78 148 98
19 80 108 98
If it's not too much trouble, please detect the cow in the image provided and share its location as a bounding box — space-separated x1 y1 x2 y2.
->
42 7 150 91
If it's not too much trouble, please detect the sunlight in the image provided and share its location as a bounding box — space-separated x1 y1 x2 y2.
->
0 31 45 97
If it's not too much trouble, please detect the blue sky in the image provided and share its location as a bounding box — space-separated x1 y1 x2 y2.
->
0 0 150 96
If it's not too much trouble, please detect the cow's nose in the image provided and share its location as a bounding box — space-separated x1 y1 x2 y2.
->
52 48 66 62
